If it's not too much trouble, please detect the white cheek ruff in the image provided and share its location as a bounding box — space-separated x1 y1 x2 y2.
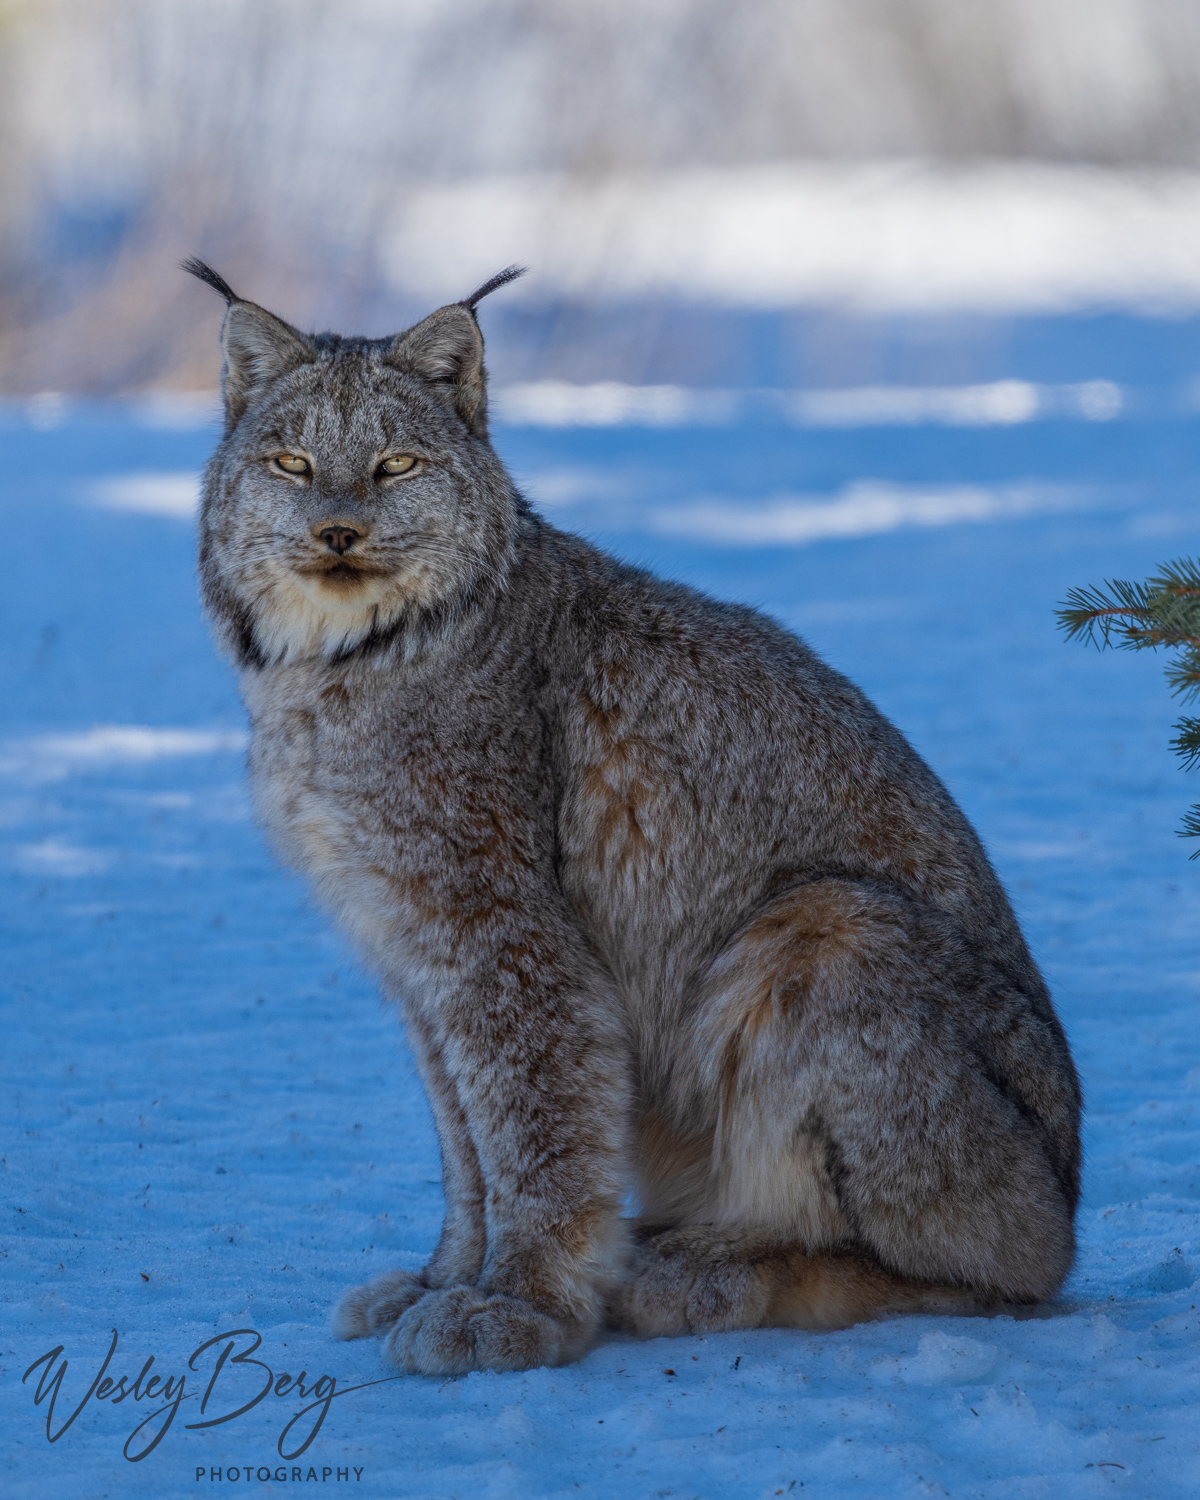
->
248 561 440 663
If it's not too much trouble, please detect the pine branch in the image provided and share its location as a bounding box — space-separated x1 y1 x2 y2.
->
1170 716 1200 770
1150 557 1200 595
1055 579 1161 648
1139 589 1200 646
1179 804 1200 856
1056 565 1200 655
1164 648 1200 702
1060 556 1200 857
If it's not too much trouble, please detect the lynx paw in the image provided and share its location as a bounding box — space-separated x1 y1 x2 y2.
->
382 1286 574 1374
613 1228 771 1336
331 1269 427 1340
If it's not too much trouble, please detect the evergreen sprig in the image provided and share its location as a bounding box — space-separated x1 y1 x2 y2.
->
1057 558 1200 853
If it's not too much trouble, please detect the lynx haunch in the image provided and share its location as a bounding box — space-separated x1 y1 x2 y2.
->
187 258 1081 1376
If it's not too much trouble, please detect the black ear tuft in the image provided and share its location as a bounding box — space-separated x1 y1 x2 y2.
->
181 257 240 306
462 265 527 311
185 264 314 430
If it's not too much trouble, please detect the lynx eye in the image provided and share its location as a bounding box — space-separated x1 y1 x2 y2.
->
274 454 310 476
378 454 418 477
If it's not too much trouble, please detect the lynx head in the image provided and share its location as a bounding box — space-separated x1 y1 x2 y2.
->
186 259 526 668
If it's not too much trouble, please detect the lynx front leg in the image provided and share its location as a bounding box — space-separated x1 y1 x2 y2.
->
381 913 632 1374
407 1008 489 1287
332 1010 487 1342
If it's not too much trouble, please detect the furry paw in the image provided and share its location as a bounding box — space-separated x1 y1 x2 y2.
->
331 1269 428 1340
382 1287 574 1374
613 1228 771 1336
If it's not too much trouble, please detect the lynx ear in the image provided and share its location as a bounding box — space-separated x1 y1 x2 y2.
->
220 303 314 429
182 258 313 430
387 266 525 437
388 304 489 436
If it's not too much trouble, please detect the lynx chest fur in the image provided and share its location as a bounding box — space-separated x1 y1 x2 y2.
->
189 258 1082 1377
242 640 555 1002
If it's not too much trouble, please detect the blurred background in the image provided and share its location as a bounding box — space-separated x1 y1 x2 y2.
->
7 0 1200 396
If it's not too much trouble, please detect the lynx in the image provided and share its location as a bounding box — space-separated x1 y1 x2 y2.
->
187 258 1081 1376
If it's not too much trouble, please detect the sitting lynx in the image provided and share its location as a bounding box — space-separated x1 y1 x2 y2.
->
187 259 1081 1376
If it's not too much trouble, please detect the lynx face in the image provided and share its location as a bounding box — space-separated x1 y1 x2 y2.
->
197 282 520 667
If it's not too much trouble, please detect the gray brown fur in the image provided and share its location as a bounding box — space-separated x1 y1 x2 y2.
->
188 260 1081 1376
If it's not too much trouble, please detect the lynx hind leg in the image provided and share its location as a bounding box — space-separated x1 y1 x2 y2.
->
621 880 1077 1337
614 1226 982 1337
332 1268 427 1341
709 881 1074 1299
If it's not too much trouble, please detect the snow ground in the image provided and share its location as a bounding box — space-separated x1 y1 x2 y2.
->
4 353 1200 1498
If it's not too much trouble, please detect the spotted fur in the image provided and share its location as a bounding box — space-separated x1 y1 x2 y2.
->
190 262 1081 1376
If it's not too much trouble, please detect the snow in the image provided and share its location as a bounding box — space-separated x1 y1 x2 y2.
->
490 379 1124 430
642 481 1087 546
0 727 248 785
4 349 1200 1497
384 162 1200 313
88 473 203 519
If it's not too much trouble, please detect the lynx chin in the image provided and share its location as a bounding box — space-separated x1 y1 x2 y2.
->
187 257 1081 1376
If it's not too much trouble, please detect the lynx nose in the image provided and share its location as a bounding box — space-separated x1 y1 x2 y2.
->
318 525 360 556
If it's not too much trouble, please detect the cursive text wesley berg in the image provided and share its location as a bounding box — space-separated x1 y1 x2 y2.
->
22 1327 403 1461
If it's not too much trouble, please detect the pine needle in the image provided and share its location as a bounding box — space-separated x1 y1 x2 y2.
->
1059 557 1200 851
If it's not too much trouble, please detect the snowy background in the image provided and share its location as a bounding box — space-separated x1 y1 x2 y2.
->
4 333 1200 1494
11 0 1200 392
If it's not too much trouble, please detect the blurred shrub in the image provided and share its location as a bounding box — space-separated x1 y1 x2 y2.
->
5 0 1200 391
